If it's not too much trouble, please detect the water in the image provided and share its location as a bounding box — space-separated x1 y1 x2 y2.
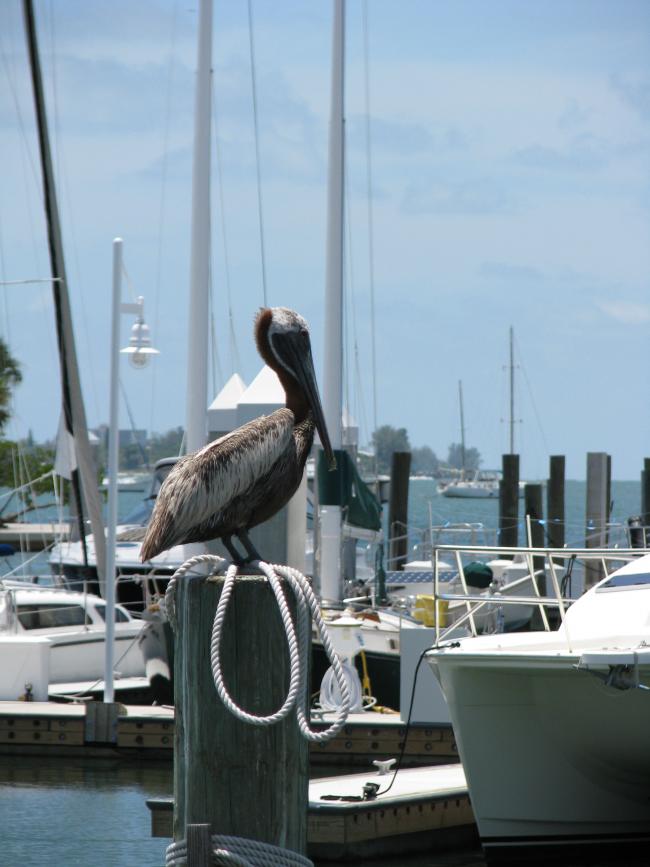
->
0 478 643 865
407 478 641 550
0 755 169 867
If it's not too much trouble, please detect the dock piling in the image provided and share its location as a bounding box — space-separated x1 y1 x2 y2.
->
498 454 519 552
186 824 212 867
585 452 610 589
546 455 565 552
173 572 308 854
388 451 411 570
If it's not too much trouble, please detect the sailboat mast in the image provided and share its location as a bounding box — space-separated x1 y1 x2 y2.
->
22 0 106 592
320 0 345 603
458 379 466 477
509 325 515 454
185 0 212 456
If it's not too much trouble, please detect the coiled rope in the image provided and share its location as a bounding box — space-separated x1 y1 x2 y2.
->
165 554 351 740
163 554 352 866
165 833 313 867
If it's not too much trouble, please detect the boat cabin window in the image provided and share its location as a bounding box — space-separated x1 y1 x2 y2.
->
94 603 131 623
600 571 650 589
17 603 90 630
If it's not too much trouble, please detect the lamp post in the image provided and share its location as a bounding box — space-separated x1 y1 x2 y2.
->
105 237 159 703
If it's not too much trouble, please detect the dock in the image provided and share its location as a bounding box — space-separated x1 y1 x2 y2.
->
0 521 70 551
147 764 477 861
0 702 457 766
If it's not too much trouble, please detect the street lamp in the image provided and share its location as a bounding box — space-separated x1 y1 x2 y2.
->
105 237 159 704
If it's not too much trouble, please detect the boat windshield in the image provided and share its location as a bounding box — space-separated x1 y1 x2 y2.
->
121 498 154 526
94 603 131 623
599 571 650 589
17 603 91 629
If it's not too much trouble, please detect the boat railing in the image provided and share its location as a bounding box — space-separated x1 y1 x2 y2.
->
432 543 644 646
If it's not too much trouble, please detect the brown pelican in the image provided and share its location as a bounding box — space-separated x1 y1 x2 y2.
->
140 307 335 565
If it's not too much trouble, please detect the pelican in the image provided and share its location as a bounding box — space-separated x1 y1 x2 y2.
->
140 307 335 565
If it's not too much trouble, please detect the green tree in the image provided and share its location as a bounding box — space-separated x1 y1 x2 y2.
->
147 426 185 464
411 445 439 476
372 425 411 474
0 339 22 434
0 440 57 521
447 442 482 472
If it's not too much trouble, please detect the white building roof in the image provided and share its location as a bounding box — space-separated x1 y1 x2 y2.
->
207 373 247 433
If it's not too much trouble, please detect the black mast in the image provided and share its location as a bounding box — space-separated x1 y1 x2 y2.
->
23 0 106 592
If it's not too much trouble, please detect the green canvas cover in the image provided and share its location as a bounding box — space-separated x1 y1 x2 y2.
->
317 449 382 532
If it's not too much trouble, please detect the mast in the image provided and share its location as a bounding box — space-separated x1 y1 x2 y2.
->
320 0 345 602
509 325 515 454
458 379 466 478
185 0 212 456
23 0 106 593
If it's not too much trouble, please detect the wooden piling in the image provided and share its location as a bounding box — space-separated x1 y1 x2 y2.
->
642 458 650 529
524 483 545 589
186 824 212 867
173 574 308 854
498 454 519 552
585 452 610 589
388 451 411 570
546 455 565 552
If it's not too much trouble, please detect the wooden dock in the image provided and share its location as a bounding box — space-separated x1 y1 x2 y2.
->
147 764 477 861
0 702 457 766
0 522 70 551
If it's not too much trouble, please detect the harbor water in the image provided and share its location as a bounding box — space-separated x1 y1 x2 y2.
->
0 477 644 866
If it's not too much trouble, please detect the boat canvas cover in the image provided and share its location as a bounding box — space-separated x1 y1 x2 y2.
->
317 449 381 532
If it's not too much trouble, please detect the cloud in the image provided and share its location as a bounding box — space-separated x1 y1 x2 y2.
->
402 178 512 215
480 261 545 283
610 74 650 121
558 98 591 131
597 300 650 325
510 133 605 171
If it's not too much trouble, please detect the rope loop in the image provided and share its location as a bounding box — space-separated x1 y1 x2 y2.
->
166 555 351 742
165 834 313 866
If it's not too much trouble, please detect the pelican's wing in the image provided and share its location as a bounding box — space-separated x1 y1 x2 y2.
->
140 409 293 561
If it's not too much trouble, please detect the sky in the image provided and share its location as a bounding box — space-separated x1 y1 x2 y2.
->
0 0 649 481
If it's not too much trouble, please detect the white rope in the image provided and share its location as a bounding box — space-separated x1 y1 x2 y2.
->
165 555 351 743
165 834 313 866
318 659 363 712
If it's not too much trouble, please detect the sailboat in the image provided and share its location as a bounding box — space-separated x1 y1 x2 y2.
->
440 380 501 498
442 331 527 499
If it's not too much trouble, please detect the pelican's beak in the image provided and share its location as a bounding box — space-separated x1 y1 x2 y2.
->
275 331 336 470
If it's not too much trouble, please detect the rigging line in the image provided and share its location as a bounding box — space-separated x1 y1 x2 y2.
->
207 259 224 395
343 134 366 447
149 0 180 439
211 85 241 375
45 0 101 423
118 379 149 468
362 0 379 456
0 22 45 283
246 0 268 307
513 333 550 457
0 11 41 196
343 147 353 430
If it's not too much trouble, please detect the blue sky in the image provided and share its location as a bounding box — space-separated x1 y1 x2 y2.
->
0 0 649 480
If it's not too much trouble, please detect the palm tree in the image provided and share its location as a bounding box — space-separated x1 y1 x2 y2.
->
0 338 22 433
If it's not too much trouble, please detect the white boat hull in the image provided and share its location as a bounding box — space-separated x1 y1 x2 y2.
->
430 647 650 857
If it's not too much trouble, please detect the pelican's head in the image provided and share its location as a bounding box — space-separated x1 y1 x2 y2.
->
255 307 336 470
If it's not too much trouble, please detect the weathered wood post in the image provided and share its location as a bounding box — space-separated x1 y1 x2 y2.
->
585 452 610 590
546 455 565 552
642 458 650 545
173 574 308 855
499 454 519 552
388 451 411 571
524 483 545 589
